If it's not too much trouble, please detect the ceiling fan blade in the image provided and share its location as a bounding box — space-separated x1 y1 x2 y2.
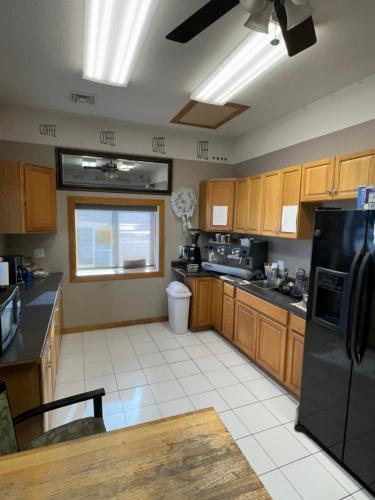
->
166 0 240 43
274 0 317 57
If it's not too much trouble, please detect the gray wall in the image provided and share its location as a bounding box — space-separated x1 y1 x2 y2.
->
0 140 234 328
234 120 373 274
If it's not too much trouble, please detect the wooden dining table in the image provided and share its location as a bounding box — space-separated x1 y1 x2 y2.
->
0 408 271 499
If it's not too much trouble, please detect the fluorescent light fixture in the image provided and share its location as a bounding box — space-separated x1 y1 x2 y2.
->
191 26 287 105
83 0 159 86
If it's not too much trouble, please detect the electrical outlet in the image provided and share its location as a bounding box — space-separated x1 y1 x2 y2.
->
34 249 45 258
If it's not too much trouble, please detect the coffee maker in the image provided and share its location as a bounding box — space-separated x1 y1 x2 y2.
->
182 230 202 266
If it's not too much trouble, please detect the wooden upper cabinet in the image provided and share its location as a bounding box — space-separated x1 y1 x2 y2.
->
277 165 301 239
0 161 56 234
233 178 249 233
247 175 263 235
24 164 56 232
260 170 281 236
211 278 223 333
334 149 375 200
199 179 236 232
301 158 335 202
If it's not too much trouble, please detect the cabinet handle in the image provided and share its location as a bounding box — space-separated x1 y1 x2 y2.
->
47 361 52 368
331 188 337 195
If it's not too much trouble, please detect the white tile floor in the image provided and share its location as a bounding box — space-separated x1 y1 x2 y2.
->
55 323 372 500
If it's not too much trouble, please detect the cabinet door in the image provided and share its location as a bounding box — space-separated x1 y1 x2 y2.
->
334 150 375 200
41 341 53 430
234 302 257 358
233 178 249 233
256 314 287 381
207 179 235 231
24 164 56 232
222 295 234 341
301 158 335 202
278 166 302 239
54 288 63 367
187 278 212 330
247 175 263 235
285 329 305 397
260 171 281 237
211 279 223 333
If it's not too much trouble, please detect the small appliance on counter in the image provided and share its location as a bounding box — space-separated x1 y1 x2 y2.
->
202 239 268 280
179 229 202 267
2 255 25 285
0 258 9 289
0 285 21 355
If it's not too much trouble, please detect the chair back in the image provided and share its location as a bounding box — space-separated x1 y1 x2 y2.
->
0 381 18 455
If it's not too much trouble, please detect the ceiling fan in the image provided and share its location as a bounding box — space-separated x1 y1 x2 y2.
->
166 0 317 57
82 160 136 179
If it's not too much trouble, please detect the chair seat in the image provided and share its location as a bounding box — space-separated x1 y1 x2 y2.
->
26 417 106 450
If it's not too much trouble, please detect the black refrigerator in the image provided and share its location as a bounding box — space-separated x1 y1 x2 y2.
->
296 208 375 495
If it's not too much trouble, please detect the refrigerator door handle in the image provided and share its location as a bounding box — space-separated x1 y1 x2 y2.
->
343 251 363 360
350 251 372 364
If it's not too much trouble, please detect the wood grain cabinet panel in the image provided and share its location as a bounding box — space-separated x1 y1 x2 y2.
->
278 165 301 239
233 178 249 233
0 161 56 233
285 329 305 397
334 150 375 199
199 179 236 232
24 164 56 232
260 170 281 237
247 175 263 235
211 279 223 333
185 277 212 331
256 314 287 381
222 294 235 341
301 158 335 202
233 301 257 358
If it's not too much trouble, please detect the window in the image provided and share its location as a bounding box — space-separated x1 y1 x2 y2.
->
68 197 164 282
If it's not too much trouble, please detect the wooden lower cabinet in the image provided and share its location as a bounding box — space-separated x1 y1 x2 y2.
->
222 294 235 341
256 314 287 381
233 302 257 358
185 277 212 330
211 279 223 333
285 314 306 397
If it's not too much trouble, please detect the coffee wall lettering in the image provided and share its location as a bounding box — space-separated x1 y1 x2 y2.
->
152 136 166 155
197 141 209 160
100 130 116 146
39 123 57 137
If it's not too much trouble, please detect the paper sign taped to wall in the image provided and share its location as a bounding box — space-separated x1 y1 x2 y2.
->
213 205 228 226
281 205 298 233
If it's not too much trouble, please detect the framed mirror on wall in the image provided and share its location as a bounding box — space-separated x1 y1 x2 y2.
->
56 148 172 195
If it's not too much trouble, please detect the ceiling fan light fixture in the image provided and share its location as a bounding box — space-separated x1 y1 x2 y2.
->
191 25 286 106
284 0 314 30
83 0 159 87
244 2 274 33
82 159 97 168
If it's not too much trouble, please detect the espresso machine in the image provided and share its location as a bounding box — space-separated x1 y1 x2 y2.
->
181 230 202 266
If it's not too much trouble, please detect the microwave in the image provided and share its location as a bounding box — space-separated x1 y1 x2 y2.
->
0 286 21 356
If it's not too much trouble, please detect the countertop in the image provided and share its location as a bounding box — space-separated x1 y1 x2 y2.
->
0 408 271 499
0 273 63 366
172 265 306 319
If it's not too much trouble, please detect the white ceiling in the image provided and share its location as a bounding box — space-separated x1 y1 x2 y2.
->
0 0 374 138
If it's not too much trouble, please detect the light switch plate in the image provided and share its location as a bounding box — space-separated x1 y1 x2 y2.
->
34 248 45 258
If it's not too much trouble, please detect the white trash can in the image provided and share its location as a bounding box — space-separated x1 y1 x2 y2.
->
166 281 192 335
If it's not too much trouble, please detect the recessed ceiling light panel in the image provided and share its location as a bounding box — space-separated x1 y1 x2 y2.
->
191 25 287 106
83 0 159 87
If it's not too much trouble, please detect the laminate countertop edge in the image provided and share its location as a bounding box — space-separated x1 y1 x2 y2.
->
0 273 63 366
172 266 306 319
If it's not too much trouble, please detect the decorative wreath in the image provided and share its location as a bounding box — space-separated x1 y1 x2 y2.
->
170 188 197 232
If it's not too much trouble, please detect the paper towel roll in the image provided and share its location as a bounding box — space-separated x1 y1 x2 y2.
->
0 262 9 286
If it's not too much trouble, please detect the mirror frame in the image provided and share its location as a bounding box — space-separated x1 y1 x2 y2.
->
55 147 173 195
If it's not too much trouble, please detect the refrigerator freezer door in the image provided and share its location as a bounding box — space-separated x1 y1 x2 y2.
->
343 211 375 494
297 209 368 460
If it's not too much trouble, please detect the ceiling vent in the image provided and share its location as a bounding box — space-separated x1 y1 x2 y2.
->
69 91 96 105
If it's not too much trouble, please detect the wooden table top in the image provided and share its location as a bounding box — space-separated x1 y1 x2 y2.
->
0 408 271 499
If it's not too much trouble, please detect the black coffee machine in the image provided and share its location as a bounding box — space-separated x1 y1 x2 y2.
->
182 230 201 265
2 255 25 285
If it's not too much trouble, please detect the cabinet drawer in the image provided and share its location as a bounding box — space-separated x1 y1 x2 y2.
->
223 282 235 298
236 289 288 325
289 313 306 336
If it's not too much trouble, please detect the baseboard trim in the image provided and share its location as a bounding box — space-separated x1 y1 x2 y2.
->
63 316 168 334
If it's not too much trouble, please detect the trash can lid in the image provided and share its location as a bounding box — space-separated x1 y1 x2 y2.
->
166 281 191 298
